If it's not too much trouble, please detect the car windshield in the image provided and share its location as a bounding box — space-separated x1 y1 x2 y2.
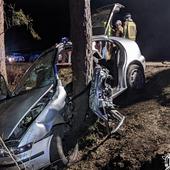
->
14 48 56 95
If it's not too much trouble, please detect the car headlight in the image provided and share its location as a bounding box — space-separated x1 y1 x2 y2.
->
0 148 8 158
0 143 33 158
14 143 32 155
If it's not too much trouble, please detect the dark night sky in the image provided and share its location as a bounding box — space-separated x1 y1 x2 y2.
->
5 0 170 60
5 0 70 52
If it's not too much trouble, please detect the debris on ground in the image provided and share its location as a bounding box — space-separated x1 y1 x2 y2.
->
67 65 170 170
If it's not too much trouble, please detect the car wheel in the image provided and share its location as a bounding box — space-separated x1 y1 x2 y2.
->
127 64 145 90
50 124 79 167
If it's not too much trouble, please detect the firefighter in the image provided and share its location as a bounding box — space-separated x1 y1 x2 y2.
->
114 20 124 37
123 13 137 41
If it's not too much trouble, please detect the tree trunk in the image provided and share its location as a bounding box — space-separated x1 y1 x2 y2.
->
0 0 7 81
70 0 93 130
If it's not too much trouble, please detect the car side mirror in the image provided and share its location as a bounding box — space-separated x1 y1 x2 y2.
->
0 74 8 100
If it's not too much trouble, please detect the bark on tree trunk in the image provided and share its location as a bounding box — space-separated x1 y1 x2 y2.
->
70 0 93 130
0 0 7 81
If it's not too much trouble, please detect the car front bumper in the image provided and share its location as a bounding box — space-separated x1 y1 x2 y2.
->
0 136 52 170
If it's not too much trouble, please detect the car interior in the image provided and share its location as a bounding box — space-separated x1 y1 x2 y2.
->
93 40 121 88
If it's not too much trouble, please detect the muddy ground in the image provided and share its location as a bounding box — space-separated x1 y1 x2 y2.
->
67 63 170 170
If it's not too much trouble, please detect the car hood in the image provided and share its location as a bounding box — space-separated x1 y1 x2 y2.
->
0 85 52 141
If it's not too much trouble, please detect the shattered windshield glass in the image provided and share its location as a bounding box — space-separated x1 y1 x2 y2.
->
14 49 56 95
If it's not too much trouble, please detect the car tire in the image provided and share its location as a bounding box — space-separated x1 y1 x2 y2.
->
127 64 145 90
50 124 79 167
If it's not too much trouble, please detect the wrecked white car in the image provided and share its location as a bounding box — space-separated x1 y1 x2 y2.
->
0 35 145 169
92 3 145 92
92 35 145 93
0 47 73 170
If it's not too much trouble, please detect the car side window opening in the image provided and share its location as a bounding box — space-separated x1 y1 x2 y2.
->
15 49 56 95
93 40 120 87
55 45 73 87
58 49 72 64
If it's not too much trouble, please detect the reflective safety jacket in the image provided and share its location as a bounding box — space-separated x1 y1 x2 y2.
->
123 21 137 41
